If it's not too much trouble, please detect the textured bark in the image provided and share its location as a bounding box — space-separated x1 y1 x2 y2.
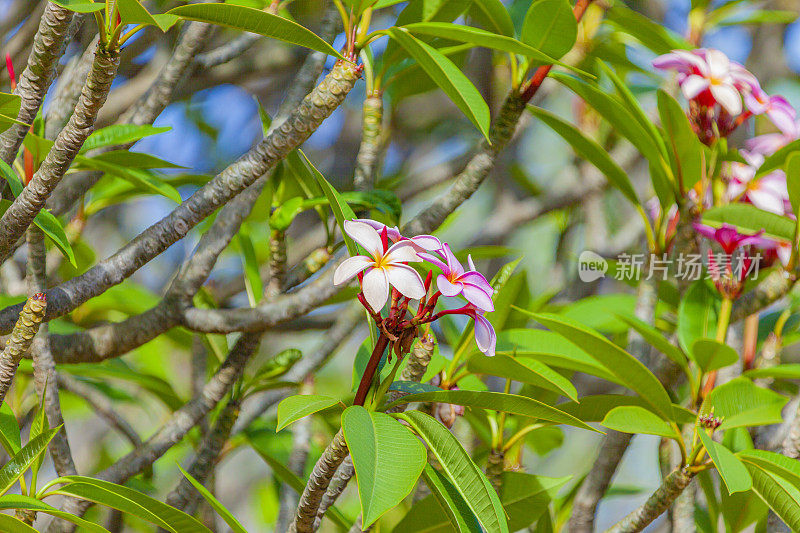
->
288 429 349 533
400 333 434 383
0 2 74 164
731 269 796 322
0 60 360 334
569 277 657 533
485 449 505 493
0 293 46 403
165 398 240 514
44 36 98 141
605 468 693 533
265 230 287 299
195 33 260 67
353 94 384 191
0 44 120 263
27 226 78 501
402 91 526 237
278 395 313 532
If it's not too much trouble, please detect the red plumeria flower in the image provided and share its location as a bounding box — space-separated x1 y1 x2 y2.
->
693 223 772 255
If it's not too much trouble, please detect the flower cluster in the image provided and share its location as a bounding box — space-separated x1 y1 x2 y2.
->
334 219 496 356
698 412 722 430
653 48 795 144
654 48 799 297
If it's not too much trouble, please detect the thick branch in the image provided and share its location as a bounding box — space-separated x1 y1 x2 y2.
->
0 43 120 262
0 2 74 164
605 468 693 533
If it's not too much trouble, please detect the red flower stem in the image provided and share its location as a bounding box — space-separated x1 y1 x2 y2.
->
353 333 390 406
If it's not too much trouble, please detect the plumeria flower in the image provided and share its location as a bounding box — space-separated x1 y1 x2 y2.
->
354 218 442 252
333 220 426 311
747 121 800 155
421 244 494 312
725 151 790 216
693 223 773 255
653 48 756 115
466 305 496 357
745 89 796 134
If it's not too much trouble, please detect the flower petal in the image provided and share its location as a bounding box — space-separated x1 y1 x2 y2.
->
462 283 495 312
333 256 374 285
386 264 426 300
459 271 493 295
710 83 742 115
442 243 464 277
409 235 443 251
437 275 462 296
354 218 403 242
705 49 731 79
473 313 496 357
385 241 422 263
681 75 710 99
419 252 449 274
362 267 390 311
344 220 383 256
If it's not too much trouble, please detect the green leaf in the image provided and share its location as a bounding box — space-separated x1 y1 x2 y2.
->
0 164 76 267
237 224 262 307
702 203 795 242
737 449 800 487
600 406 678 439
250 443 350 530
287 150 358 256
605 5 690 55
276 394 340 431
80 125 171 153
52 476 211 533
500 473 569 531
657 89 704 191
497 329 620 384
396 411 509 533
177 465 246 533
50 0 106 13
0 427 60 496
691 339 739 374
117 0 178 31
29 384 49 485
786 152 800 218
0 494 110 533
342 406 427 527
401 22 578 71
530 313 674 420
88 150 184 169
76 157 182 203
528 107 639 206
558 394 695 424
520 0 577 60
0 515 37 533
0 93 23 132
701 377 788 429
0 403 20 456
678 281 719 354
744 364 800 380
467 353 578 401
420 463 483 533
697 430 751 494
551 72 674 207
469 0 514 36
757 139 800 177
385 390 599 433
739 459 800 530
388 28 490 142
166 4 345 59
616 315 689 375
718 9 798 25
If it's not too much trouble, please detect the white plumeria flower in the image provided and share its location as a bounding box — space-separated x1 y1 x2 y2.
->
681 49 744 115
333 220 426 311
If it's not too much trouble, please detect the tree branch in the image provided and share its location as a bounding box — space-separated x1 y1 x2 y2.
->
605 468 694 533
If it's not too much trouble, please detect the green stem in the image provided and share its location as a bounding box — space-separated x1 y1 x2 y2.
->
716 297 732 343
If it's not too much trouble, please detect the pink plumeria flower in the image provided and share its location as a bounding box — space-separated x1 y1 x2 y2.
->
725 151 790 215
420 244 494 312
653 48 756 115
745 89 796 134
333 220 426 311
353 218 442 252
747 121 800 155
693 223 772 255
466 305 496 357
